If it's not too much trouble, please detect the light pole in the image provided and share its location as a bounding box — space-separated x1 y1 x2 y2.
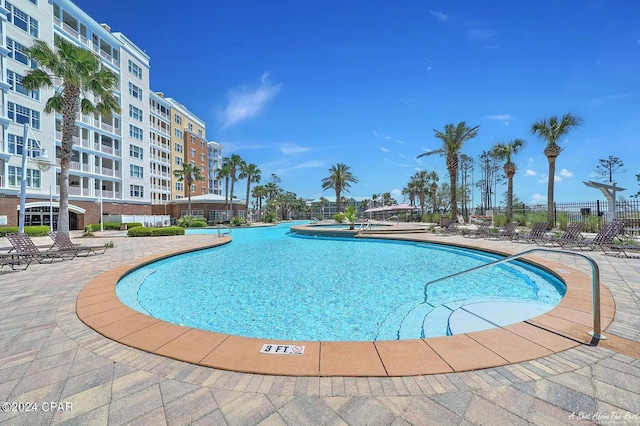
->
19 124 52 233
95 196 104 231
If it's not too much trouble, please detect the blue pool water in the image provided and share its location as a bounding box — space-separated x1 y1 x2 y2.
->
116 221 566 341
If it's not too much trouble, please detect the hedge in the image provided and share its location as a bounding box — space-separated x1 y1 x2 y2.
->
0 225 51 237
127 226 185 237
85 223 122 232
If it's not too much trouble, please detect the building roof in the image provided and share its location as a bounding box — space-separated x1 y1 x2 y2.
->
167 194 245 205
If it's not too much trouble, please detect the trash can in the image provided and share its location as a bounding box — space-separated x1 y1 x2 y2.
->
440 217 451 227
120 223 128 231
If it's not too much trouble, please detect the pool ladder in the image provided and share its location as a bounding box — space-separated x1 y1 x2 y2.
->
423 248 605 340
358 222 373 234
216 224 232 238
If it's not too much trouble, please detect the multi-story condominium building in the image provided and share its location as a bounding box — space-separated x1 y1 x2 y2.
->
0 0 218 229
149 92 172 204
164 98 207 201
208 141 223 195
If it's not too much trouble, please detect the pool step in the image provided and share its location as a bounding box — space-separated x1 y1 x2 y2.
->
422 305 455 337
398 303 435 339
376 301 417 340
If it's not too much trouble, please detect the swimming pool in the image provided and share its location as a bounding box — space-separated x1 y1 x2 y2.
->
116 221 566 341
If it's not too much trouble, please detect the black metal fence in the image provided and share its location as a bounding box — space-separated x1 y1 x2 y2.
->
488 199 640 229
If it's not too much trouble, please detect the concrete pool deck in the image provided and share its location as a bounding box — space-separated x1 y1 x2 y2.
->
1 229 639 424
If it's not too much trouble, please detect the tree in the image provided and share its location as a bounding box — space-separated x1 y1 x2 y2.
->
23 38 120 237
239 162 261 212
173 163 204 217
594 156 626 183
531 113 583 228
251 184 267 220
226 154 246 217
492 139 526 222
476 150 502 211
321 163 358 213
417 122 480 220
458 154 474 219
216 160 232 219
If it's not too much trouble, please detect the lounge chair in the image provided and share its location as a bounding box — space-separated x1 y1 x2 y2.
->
511 221 548 243
463 221 492 238
48 231 109 256
536 222 585 247
5 233 75 263
606 241 640 258
0 253 32 271
560 220 626 252
486 222 519 240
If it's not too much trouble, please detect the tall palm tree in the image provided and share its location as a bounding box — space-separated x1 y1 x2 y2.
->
251 184 267 220
492 139 526 222
217 160 232 219
173 163 204 217
239 162 261 212
417 122 479 220
23 38 120 237
227 154 245 217
531 113 583 228
321 164 358 213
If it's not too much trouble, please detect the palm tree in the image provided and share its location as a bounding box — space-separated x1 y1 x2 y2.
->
531 113 583 228
321 163 358 213
173 163 204 217
251 184 267 220
227 154 245 217
417 122 479 220
239 162 261 212
492 139 526 222
217 160 232 220
23 38 120 237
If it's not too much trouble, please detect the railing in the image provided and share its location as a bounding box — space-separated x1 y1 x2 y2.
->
216 224 232 238
422 248 605 339
358 222 373 233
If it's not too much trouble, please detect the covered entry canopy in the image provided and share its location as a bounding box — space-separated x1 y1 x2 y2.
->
18 202 86 214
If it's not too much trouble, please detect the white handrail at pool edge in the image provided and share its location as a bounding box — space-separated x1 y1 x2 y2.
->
422 248 605 340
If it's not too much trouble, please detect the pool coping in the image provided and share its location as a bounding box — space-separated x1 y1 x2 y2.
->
76 234 617 377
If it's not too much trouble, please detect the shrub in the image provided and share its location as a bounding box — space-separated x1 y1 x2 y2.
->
493 213 508 228
177 216 207 228
334 212 346 223
126 222 143 229
583 215 601 233
151 226 185 236
526 211 548 226
190 220 208 227
0 225 50 237
558 213 568 231
231 216 245 226
127 226 153 237
513 213 527 226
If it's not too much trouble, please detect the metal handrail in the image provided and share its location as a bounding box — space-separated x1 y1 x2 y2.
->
423 248 605 339
216 224 232 237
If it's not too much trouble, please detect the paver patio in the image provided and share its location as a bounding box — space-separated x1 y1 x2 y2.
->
0 228 638 425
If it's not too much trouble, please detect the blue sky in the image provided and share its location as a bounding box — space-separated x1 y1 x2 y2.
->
74 0 640 204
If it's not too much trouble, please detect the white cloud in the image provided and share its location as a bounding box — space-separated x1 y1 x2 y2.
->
525 169 537 176
274 160 323 176
530 194 547 204
380 147 390 153
219 73 281 129
280 144 310 155
384 136 394 140
398 153 407 158
538 175 563 183
396 140 405 144
466 28 496 40
487 114 512 120
429 10 448 22
559 168 573 178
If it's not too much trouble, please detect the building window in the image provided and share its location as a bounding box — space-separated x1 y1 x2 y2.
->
128 60 142 79
176 182 182 191
130 164 144 178
8 166 41 188
174 143 183 153
130 185 144 197
191 184 196 192
175 156 182 165
128 82 142 100
7 38 37 68
200 141 205 149
8 134 41 157
200 153 205 161
6 2 39 37
7 70 39 100
198 129 203 137
129 124 143 140
190 148 196 157
175 129 182 138
174 114 182 125
128 104 143 121
8 102 40 129
188 123 193 131
129 144 144 159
